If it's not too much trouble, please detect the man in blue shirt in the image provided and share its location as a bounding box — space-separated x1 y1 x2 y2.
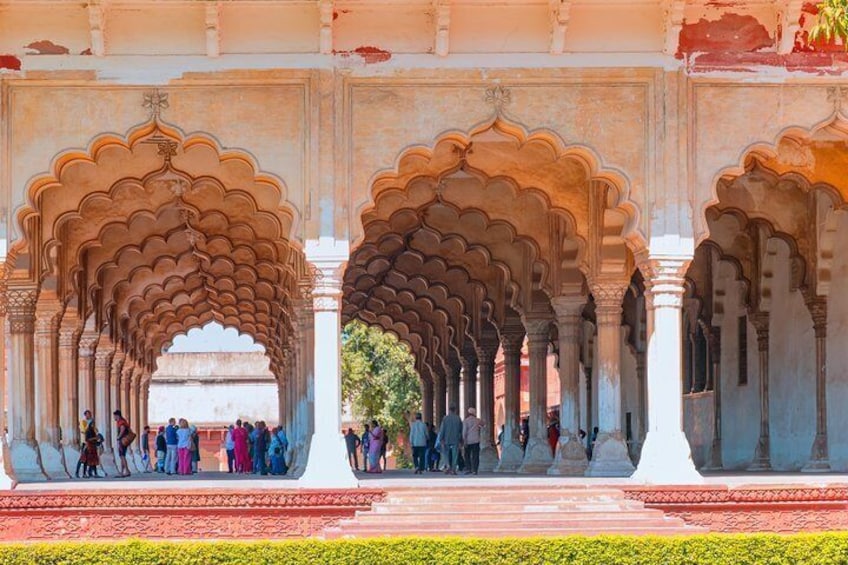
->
164 417 178 475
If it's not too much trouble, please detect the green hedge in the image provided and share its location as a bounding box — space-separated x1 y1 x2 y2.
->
2 534 848 565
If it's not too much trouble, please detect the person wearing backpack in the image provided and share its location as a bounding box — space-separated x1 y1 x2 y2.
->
112 410 134 478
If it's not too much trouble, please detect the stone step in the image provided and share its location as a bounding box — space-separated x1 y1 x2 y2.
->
353 510 668 523
382 491 631 503
371 502 647 513
325 523 703 539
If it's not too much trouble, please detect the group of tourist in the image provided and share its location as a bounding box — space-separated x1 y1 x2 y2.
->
75 409 149 479
73 409 291 479
221 419 290 476
344 420 387 473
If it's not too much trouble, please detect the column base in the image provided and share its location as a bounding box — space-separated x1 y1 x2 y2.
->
288 441 307 478
747 436 771 471
99 451 118 476
802 434 830 473
298 432 358 488
631 430 702 484
131 448 144 473
62 445 81 475
701 437 723 472
478 443 499 472
547 433 588 476
10 440 46 482
39 441 70 479
494 441 524 473
585 433 635 477
517 438 554 474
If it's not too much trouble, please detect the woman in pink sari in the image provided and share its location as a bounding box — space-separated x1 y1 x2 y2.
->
367 419 383 473
232 419 251 473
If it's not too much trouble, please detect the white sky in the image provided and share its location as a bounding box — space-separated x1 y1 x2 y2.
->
167 322 265 353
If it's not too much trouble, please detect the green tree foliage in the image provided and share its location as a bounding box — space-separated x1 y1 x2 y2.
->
341 321 421 443
810 0 848 48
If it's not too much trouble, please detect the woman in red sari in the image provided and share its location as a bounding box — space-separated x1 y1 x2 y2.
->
232 419 251 473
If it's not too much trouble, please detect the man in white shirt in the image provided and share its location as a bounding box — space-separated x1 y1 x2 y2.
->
409 412 429 474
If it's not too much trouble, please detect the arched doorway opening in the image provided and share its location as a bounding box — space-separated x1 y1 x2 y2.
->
346 118 646 477
690 120 848 473
4 116 309 482
340 320 420 473
147 322 279 474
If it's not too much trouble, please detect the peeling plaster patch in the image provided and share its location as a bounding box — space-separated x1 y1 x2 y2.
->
0 55 21 71
688 51 848 75
80 48 92 56
795 3 843 53
335 45 392 64
25 40 70 55
678 14 773 58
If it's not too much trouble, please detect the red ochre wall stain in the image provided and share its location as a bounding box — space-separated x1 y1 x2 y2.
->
678 13 773 57
25 40 70 55
335 45 392 64
353 46 391 63
0 55 21 70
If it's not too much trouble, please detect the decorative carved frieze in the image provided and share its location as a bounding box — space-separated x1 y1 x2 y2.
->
7 287 37 334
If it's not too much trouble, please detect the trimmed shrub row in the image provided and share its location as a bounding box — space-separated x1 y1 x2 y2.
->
2 534 848 565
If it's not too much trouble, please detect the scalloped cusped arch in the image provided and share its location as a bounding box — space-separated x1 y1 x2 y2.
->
12 120 309 379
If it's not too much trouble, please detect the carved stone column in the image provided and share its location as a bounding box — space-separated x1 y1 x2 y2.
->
421 378 434 426
0 283 11 486
290 291 313 477
548 296 589 475
748 311 772 471
8 286 46 481
495 323 525 473
34 296 68 478
460 351 478 415
94 338 117 473
128 365 143 472
586 282 634 477
446 361 461 414
631 258 700 483
803 297 830 472
77 330 98 418
432 366 446 427
299 239 357 488
518 315 554 474
475 338 500 472
58 310 82 469
704 329 723 471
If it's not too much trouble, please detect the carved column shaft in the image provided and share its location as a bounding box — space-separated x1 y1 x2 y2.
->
421 378 434 426
631 258 699 483
749 311 771 471
518 317 554 473
432 368 446 427
299 240 357 487
705 328 723 471
495 326 525 473
475 341 500 471
94 342 115 456
58 319 81 453
446 362 461 413
34 302 61 447
586 282 635 477
460 354 478 414
8 287 37 444
804 297 830 471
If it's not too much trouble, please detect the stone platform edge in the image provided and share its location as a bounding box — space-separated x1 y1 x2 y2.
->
622 485 848 533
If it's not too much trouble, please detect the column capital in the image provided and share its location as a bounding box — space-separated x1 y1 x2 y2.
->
750 311 769 351
551 295 586 342
805 295 827 338
7 285 38 333
638 255 691 310
35 294 62 341
522 315 552 342
589 280 627 326
78 330 99 358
